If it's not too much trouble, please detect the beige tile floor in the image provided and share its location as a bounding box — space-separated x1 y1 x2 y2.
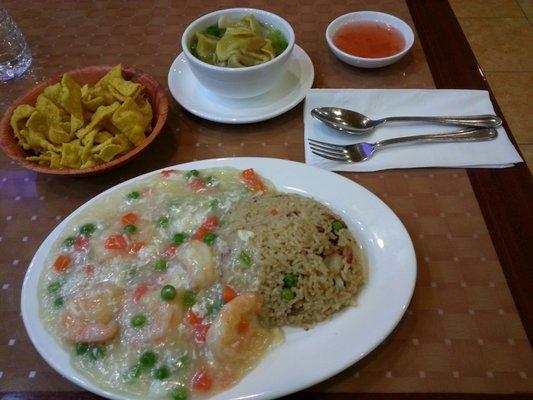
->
450 0 533 172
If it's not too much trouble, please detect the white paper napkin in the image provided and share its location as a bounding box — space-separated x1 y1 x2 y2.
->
304 89 523 171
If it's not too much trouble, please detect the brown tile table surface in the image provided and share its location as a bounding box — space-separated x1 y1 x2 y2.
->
0 0 532 398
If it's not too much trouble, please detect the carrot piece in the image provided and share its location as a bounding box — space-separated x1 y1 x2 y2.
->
193 324 210 343
104 234 128 250
164 243 179 258
133 285 148 302
202 216 218 231
191 369 213 392
161 169 176 177
222 285 237 304
74 236 89 251
130 241 145 254
188 178 206 191
193 216 218 240
121 212 138 225
185 309 203 326
53 254 72 273
241 168 266 192
184 310 210 342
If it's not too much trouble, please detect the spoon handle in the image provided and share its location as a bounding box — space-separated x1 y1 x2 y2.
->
380 114 502 128
375 127 498 149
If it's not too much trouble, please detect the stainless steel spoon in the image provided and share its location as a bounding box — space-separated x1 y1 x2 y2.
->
311 107 502 134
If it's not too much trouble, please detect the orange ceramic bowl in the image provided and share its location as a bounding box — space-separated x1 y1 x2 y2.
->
0 65 168 176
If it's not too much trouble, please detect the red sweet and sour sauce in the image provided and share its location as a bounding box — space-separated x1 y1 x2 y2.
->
333 21 405 58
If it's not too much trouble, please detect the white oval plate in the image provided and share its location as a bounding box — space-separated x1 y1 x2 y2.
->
21 158 416 400
167 45 314 124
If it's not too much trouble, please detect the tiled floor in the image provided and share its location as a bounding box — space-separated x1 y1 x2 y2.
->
450 0 533 172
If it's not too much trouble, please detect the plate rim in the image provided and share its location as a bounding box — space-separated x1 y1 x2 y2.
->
167 45 315 124
21 157 416 400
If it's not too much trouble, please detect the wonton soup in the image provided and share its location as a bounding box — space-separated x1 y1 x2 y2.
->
189 15 289 68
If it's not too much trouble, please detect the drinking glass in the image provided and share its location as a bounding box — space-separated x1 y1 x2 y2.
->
0 7 32 81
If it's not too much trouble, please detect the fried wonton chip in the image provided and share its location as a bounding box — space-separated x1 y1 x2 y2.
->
81 129 98 164
97 144 123 162
80 158 97 169
48 123 73 145
60 74 84 120
76 102 120 140
94 130 113 144
112 133 134 154
26 111 58 152
26 151 52 166
60 141 82 168
97 64 122 86
35 94 66 124
81 84 116 111
111 97 152 146
10 104 35 136
108 77 142 99
43 83 62 107
10 64 153 169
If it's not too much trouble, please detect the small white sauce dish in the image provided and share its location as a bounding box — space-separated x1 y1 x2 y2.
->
326 11 414 69
181 8 295 98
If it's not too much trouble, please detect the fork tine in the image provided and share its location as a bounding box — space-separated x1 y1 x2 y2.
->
309 143 347 154
308 138 347 150
310 145 347 157
311 149 350 162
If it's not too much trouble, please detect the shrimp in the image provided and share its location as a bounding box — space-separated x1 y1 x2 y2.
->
62 282 123 344
121 287 183 343
176 240 216 290
206 293 272 366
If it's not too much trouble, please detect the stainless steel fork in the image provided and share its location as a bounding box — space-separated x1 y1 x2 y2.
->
309 127 498 163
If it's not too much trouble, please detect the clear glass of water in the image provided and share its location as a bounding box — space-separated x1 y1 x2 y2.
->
0 7 32 81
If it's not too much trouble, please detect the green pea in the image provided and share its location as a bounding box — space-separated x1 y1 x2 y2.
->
209 199 219 209
63 236 76 247
53 296 64 308
171 386 189 400
206 301 222 316
155 259 167 272
127 364 141 379
205 176 216 186
281 288 295 301
139 351 157 368
47 282 61 294
161 285 177 301
283 274 298 288
331 220 343 233
75 343 88 355
239 251 252 267
127 191 140 200
123 224 137 234
183 290 196 308
153 366 170 380
79 223 96 236
172 233 187 244
203 232 216 245
88 345 105 360
174 355 189 370
131 314 146 328
157 216 169 228
184 170 199 180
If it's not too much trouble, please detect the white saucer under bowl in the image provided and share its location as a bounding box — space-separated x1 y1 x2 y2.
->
168 45 314 124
